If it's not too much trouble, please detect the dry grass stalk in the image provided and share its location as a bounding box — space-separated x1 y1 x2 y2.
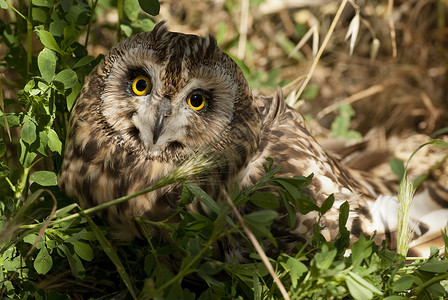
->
223 190 291 300
292 0 349 107
316 84 386 120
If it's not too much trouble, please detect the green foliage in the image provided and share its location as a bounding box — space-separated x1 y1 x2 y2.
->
331 103 362 142
0 1 447 299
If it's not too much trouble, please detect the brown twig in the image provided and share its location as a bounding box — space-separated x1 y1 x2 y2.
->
237 0 249 60
316 84 386 120
292 0 349 106
223 190 291 300
387 0 397 57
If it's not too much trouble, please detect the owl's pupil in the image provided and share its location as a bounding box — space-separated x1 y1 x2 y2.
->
136 79 147 91
190 94 203 107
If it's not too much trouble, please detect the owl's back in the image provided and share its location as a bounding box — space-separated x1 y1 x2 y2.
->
239 90 448 256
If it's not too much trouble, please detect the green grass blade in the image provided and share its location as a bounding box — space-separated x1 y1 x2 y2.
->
81 211 137 299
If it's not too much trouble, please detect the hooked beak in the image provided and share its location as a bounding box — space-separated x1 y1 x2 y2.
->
153 96 171 144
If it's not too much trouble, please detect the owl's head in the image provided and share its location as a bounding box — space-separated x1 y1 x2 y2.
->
78 22 260 170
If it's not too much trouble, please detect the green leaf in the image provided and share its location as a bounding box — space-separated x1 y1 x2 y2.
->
138 0 160 16
392 275 414 292
302 84 319 100
249 192 279 209
35 28 62 53
339 201 350 230
124 0 140 21
432 139 448 148
82 212 137 299
120 24 133 37
276 179 318 214
243 210 278 226
32 0 54 8
67 81 82 111
38 48 56 82
350 235 373 269
419 260 448 273
281 255 307 288
30 171 57 186
313 244 337 269
346 274 373 300
73 56 95 69
0 139 6 157
179 184 194 207
0 161 9 177
32 7 48 23
184 182 236 227
59 244 85 279
347 271 382 298
243 210 278 245
21 116 37 144
430 127 448 138
320 194 334 215
0 0 8 9
47 128 62 154
19 139 37 168
280 193 297 227
384 296 406 300
54 69 78 89
426 282 447 297
331 103 362 141
49 12 67 36
72 241 94 261
37 130 49 155
390 158 405 181
23 233 39 245
34 247 53 274
185 182 221 215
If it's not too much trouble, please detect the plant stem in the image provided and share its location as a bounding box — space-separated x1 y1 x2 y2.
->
49 176 177 226
153 228 222 295
27 0 32 75
412 272 448 295
85 0 98 48
223 189 291 300
117 0 123 41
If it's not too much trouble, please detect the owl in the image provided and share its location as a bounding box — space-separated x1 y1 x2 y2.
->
59 22 447 261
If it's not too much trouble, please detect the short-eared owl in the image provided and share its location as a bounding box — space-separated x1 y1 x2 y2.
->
59 22 448 260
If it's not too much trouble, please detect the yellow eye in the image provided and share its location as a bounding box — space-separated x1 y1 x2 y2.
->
187 93 206 111
132 75 151 96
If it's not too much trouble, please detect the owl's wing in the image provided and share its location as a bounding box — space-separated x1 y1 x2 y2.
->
236 89 448 257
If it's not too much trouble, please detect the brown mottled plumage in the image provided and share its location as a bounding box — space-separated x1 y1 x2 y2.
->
59 23 447 261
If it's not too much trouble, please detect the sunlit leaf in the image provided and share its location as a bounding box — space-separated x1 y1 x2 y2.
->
30 170 57 186
32 0 54 8
35 28 62 53
73 241 94 261
419 260 448 273
47 128 62 154
21 116 37 144
0 0 8 9
38 48 56 82
390 158 405 181
34 247 53 274
54 69 78 89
